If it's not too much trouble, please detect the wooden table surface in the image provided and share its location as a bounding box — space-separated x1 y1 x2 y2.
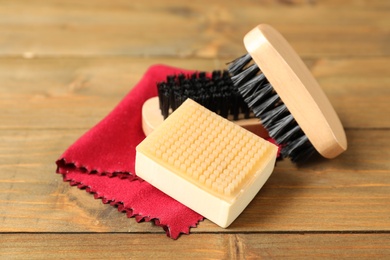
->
1 0 389 258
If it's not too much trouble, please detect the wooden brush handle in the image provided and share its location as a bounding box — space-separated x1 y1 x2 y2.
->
243 24 347 158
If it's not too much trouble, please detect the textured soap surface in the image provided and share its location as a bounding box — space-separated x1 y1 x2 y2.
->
136 98 278 228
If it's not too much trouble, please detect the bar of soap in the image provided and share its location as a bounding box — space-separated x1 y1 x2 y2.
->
136 99 278 228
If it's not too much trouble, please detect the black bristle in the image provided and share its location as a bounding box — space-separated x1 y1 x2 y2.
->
281 135 316 163
156 82 171 119
260 104 288 128
228 53 317 162
177 74 186 83
211 70 221 79
227 53 253 74
244 83 273 110
238 73 267 98
251 93 280 116
276 124 302 144
156 70 252 121
266 114 294 138
231 63 260 87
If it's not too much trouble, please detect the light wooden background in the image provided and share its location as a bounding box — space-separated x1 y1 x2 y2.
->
1 0 389 258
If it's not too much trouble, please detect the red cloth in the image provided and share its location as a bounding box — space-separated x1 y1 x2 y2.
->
56 65 204 239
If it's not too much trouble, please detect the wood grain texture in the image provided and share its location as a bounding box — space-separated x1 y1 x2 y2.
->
0 0 388 58
1 233 390 259
1 0 389 257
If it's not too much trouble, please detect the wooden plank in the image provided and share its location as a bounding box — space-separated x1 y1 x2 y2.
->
0 129 161 233
0 57 220 130
0 57 389 130
1 233 390 259
0 0 388 257
1 129 389 233
311 57 390 129
0 0 388 58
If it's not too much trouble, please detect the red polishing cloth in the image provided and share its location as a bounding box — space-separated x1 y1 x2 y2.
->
56 65 205 239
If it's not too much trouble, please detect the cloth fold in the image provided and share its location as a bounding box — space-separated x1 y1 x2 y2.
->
56 65 205 239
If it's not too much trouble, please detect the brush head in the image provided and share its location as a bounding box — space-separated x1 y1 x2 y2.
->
157 71 251 120
142 69 268 137
228 24 347 161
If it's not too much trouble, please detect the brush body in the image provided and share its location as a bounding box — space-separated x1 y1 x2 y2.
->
157 71 248 120
142 71 268 137
228 24 347 161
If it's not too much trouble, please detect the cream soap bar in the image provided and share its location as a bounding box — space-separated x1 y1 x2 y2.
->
136 99 278 228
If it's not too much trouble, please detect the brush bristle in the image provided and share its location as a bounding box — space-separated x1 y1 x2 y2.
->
228 54 316 162
157 71 251 120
